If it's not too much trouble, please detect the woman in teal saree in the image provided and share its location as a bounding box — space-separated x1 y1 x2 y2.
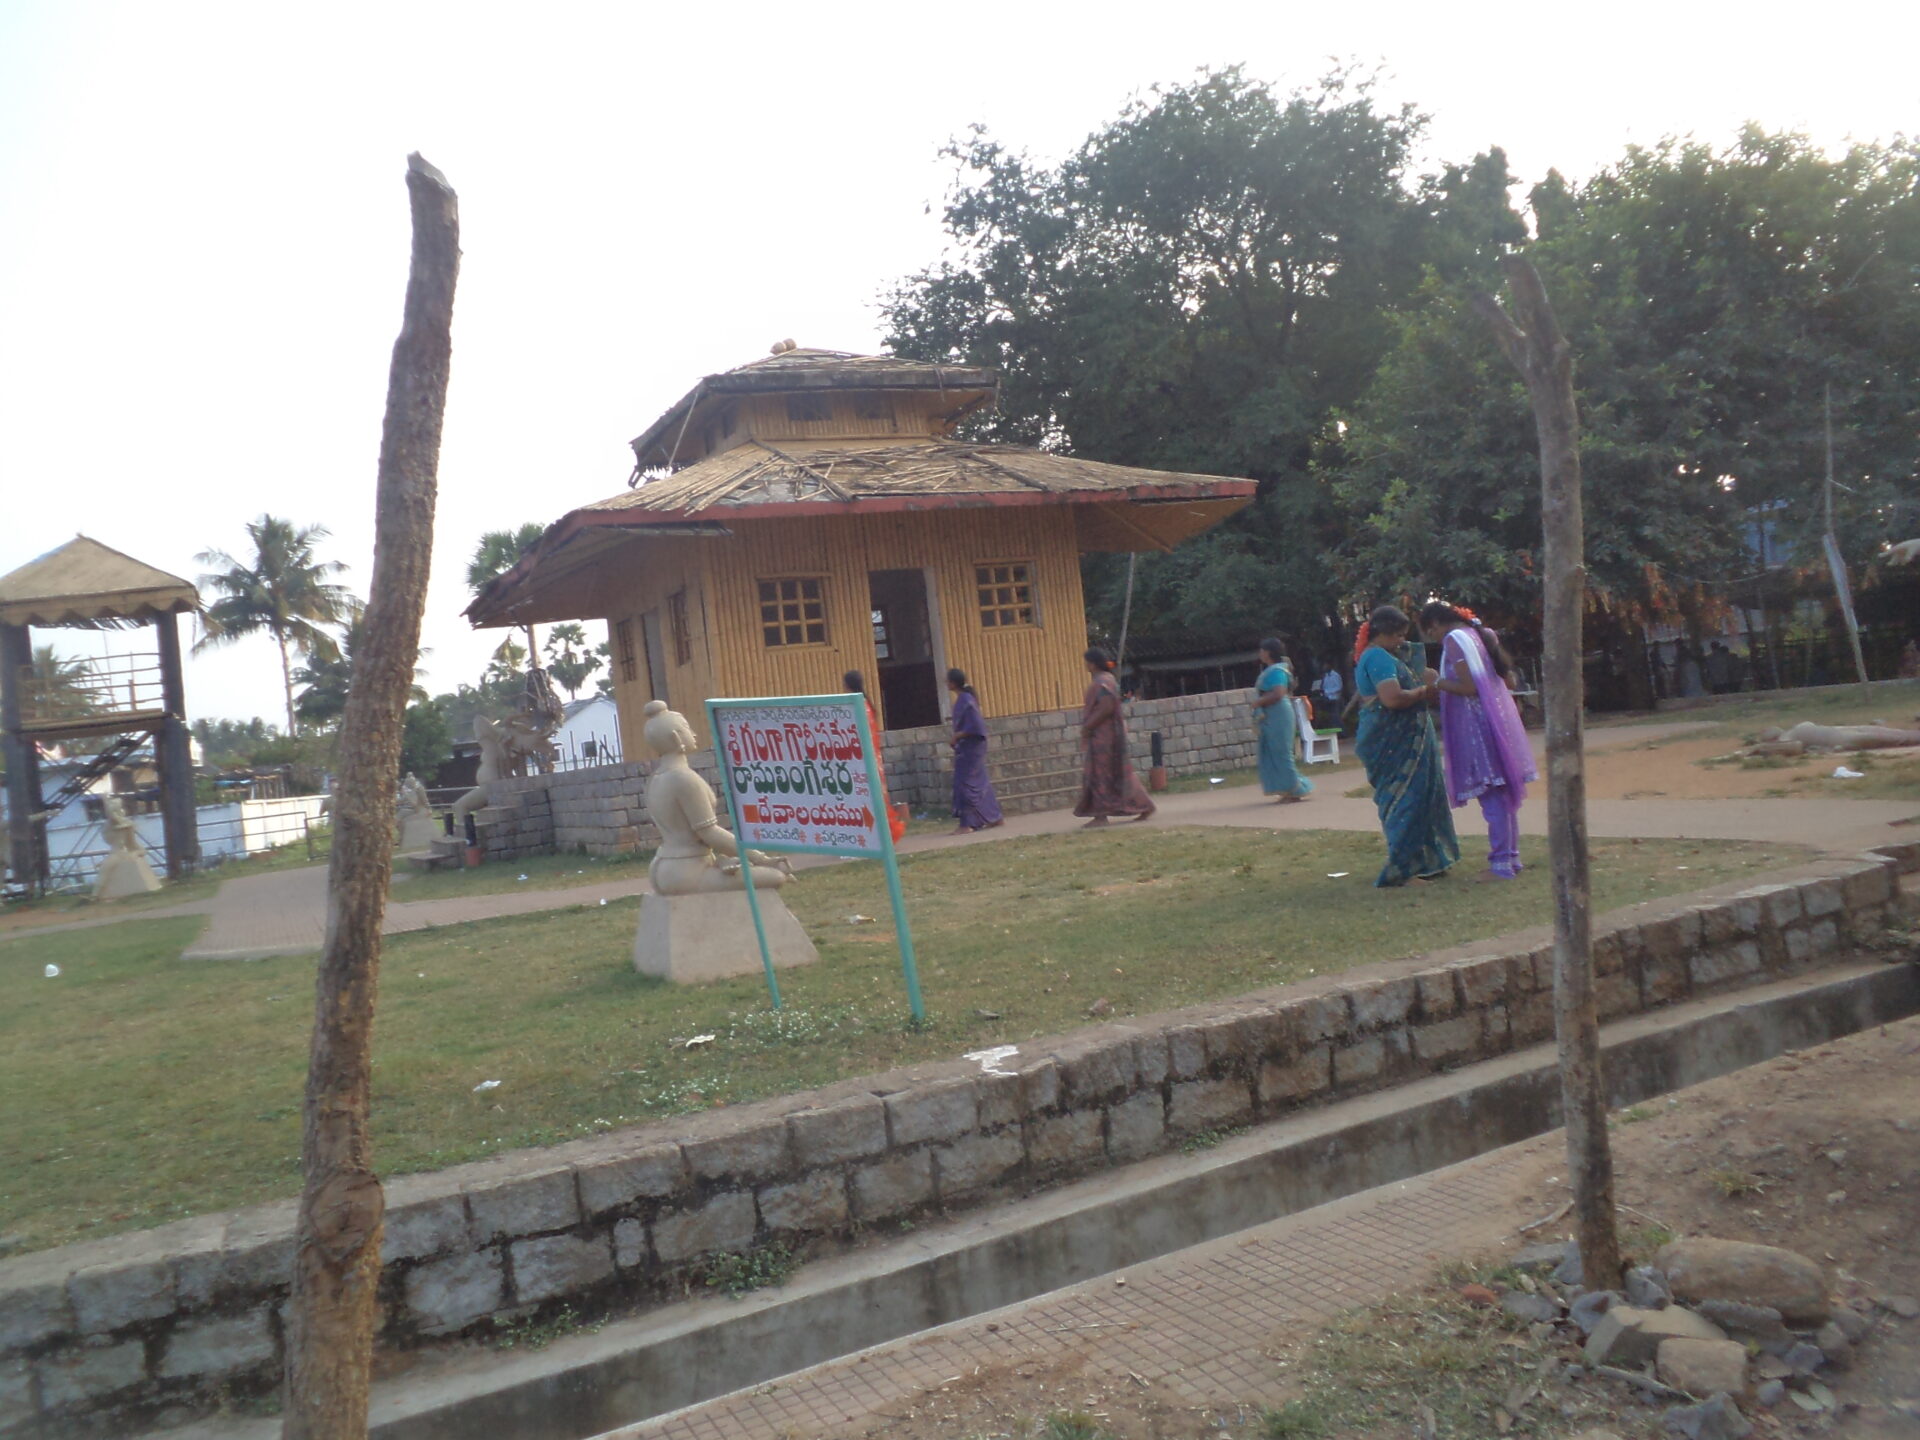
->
1353 606 1459 887
1252 636 1313 802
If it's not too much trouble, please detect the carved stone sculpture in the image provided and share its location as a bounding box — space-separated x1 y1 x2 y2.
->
94 794 161 900
395 772 439 852
451 674 565 826
1751 720 1920 755
633 700 817 982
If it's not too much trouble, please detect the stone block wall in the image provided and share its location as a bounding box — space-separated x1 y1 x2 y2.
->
470 690 1266 859
2 847 1912 1436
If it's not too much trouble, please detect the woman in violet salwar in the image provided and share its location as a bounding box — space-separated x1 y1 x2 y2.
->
946 668 1004 835
1353 606 1459 887
1419 602 1536 881
1252 636 1313 803
1073 647 1155 829
844 670 906 844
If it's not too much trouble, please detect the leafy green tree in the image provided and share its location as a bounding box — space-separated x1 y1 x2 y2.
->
399 701 453 781
884 67 1524 662
26 644 97 723
293 621 428 730
1331 130 1920 697
593 641 614 698
466 523 546 661
191 716 279 767
543 622 602 700
194 516 357 735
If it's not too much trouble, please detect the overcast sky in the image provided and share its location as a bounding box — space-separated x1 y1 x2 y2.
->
3 0 1914 725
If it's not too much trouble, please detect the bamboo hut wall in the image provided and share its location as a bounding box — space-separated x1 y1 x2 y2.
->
604 506 1088 749
679 393 970 462
606 540 719 761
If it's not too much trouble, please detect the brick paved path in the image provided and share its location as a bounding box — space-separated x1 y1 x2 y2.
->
607 1133 1554 1438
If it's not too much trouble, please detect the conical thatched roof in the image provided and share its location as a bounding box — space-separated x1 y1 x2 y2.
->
0 535 199 628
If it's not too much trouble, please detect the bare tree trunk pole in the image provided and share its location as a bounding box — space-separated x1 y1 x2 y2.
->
1473 255 1624 1292
283 153 459 1440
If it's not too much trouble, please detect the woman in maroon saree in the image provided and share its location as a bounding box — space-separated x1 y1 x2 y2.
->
1073 648 1155 828
946 668 1004 834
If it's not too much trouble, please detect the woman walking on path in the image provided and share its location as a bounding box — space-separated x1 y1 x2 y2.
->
1073 647 1155 829
1419 602 1535 881
1353 606 1458 886
1253 636 1313 803
844 670 906 844
946 668 1004 835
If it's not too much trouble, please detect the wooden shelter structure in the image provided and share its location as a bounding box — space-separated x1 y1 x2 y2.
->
467 345 1257 751
0 536 200 894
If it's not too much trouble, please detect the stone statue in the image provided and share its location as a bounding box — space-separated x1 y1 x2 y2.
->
451 671 566 827
94 794 161 899
395 772 439 852
632 700 817 982
641 701 794 893
1750 720 1920 756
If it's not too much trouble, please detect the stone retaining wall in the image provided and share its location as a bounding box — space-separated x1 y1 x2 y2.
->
6 845 1912 1437
471 689 1270 859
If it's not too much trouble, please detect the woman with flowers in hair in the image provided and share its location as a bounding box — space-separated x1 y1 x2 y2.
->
1418 601 1535 880
1353 606 1458 886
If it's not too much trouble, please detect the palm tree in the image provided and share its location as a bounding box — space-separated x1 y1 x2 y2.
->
544 622 602 700
466 523 546 662
293 618 428 729
27 644 98 723
195 516 357 735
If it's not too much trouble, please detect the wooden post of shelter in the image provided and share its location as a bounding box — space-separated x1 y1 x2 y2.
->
0 621 44 892
1473 255 1625 1292
155 612 199 878
282 153 458 1440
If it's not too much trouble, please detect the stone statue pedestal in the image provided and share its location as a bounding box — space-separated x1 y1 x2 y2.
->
397 812 441 852
633 891 819 984
95 849 160 900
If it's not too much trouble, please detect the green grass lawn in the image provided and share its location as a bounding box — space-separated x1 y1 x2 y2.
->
0 827 1800 1254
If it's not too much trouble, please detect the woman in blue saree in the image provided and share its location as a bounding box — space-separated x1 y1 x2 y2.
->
1353 606 1459 887
1252 637 1313 803
946 668 1004 834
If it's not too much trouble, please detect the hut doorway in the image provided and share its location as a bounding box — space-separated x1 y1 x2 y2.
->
868 568 942 730
640 610 670 708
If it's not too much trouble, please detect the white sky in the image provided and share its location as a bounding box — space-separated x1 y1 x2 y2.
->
3 0 1914 725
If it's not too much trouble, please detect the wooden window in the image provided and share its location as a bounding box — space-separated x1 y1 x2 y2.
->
975 561 1037 629
871 607 890 659
785 394 832 423
614 618 638 682
758 577 829 647
668 588 693 666
852 393 894 423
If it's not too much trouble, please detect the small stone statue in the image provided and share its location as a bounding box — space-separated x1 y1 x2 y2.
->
632 700 815 983
394 772 439 851
94 794 161 899
641 700 794 894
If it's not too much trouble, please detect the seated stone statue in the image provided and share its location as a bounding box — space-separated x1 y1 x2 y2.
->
633 700 814 982
1754 720 1920 754
642 700 793 893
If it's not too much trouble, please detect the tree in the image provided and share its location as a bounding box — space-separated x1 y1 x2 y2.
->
1332 130 1920 687
1474 255 1624 1293
26 644 97 724
398 701 452 781
284 153 458 1440
884 68 1523 661
466 523 545 660
543 622 601 700
294 620 429 730
195 516 357 736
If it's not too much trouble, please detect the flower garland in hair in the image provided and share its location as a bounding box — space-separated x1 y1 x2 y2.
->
1352 620 1373 665
1452 603 1479 624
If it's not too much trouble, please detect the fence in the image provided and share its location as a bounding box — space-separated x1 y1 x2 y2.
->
39 795 330 892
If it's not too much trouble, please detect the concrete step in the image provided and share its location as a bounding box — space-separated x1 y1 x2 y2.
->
148 959 1918 1440
401 850 463 874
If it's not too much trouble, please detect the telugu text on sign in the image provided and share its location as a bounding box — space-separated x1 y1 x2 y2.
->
712 701 883 855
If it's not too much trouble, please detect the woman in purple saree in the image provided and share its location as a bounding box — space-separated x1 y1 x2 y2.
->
1419 602 1536 880
947 668 1004 835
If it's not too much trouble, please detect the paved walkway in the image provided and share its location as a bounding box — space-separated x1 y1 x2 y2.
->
609 1131 1556 1437
7 718 1913 960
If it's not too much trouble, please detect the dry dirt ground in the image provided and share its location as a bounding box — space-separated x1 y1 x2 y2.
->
836 1012 1920 1440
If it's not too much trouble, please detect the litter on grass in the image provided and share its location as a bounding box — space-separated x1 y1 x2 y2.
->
1326 872 1350 879
963 1045 1020 1076
681 1034 717 1049
472 1079 502 1092
43 963 60 978
1833 766 1865 779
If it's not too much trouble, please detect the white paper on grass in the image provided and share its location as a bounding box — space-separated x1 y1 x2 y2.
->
1833 766 1865 779
962 1045 1020 1076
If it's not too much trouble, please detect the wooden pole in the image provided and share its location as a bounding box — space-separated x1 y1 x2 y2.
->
1823 386 1871 685
155 612 200 879
0 621 44 894
283 153 458 1440
1472 255 1624 1292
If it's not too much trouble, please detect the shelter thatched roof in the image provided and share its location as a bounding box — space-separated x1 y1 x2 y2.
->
631 348 998 468
0 536 199 629
465 437 1256 628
